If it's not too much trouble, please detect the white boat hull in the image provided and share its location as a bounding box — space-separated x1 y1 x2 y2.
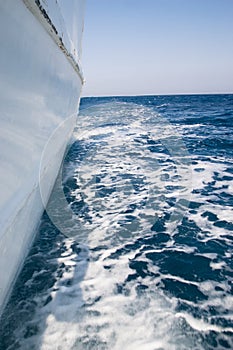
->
0 0 84 315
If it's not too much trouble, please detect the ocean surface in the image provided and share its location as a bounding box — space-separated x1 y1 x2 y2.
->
1 94 233 350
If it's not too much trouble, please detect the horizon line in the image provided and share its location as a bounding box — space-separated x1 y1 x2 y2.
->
81 91 233 98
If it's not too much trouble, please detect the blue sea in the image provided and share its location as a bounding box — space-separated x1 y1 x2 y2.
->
1 94 233 349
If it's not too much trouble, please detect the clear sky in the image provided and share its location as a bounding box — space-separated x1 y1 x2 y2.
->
81 0 233 97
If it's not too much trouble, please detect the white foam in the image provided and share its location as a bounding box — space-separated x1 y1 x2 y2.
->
12 101 233 349
210 261 226 270
175 312 233 333
30 250 192 350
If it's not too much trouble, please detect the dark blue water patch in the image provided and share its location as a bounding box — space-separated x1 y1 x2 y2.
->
216 110 233 118
106 239 143 261
198 137 233 150
162 278 208 302
204 332 231 350
151 217 166 233
118 173 148 194
146 137 172 155
201 211 219 222
91 133 113 141
192 185 214 197
225 167 233 174
148 144 170 154
125 214 137 221
118 215 139 227
156 160 176 170
63 180 79 203
174 215 232 259
145 250 219 283
95 184 116 197
70 199 87 213
175 113 233 128
211 116 233 128
213 220 233 231
207 191 233 207
0 213 64 349
176 301 233 349
135 283 149 295
65 140 90 163
165 184 185 191
146 138 157 145
175 216 202 240
106 228 171 261
184 137 233 157
134 137 145 145
219 175 233 181
213 171 226 182
194 167 205 172
115 282 131 296
165 196 177 207
160 172 170 181
146 232 171 246
129 260 150 279
122 203 137 214
200 239 229 259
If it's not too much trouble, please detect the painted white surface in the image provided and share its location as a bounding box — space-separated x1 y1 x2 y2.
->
0 0 84 314
35 0 85 63
57 0 85 58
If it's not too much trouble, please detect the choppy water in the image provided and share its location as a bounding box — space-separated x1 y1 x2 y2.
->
1 94 233 349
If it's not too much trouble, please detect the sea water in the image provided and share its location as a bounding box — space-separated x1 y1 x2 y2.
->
1 94 233 349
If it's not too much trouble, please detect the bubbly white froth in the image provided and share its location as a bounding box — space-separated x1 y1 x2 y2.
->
8 101 233 350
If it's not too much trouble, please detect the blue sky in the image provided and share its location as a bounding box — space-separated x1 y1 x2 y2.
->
81 0 233 96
